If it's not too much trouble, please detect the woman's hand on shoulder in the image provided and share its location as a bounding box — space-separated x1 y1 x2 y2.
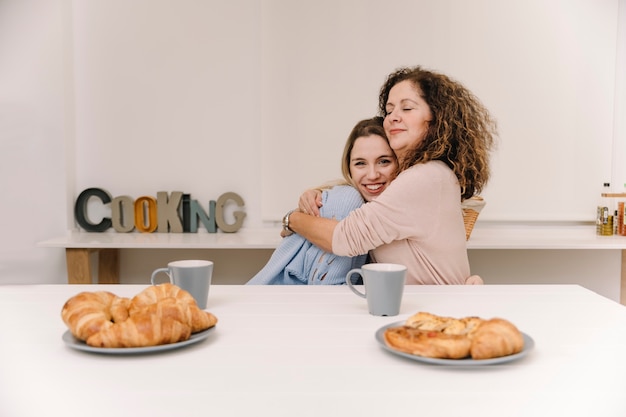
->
298 189 323 217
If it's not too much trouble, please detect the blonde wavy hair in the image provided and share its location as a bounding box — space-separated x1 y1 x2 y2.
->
340 116 389 185
312 117 392 192
378 66 498 200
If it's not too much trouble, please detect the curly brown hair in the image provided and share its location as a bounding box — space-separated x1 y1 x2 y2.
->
378 66 498 200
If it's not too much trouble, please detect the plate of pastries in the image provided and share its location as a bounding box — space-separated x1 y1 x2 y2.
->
61 283 218 354
376 311 534 365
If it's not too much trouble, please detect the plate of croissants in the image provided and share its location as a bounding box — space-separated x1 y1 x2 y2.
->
61 283 218 354
376 312 534 365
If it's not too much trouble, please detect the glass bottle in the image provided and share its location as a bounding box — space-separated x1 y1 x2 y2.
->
598 183 613 236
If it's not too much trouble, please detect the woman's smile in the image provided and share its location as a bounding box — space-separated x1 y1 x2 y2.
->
349 135 398 202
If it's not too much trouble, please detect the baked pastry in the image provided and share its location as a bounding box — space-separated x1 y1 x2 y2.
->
384 327 472 359
86 298 192 348
61 291 131 341
61 284 218 348
404 311 483 336
384 312 524 360
129 283 217 333
469 318 525 360
129 282 197 308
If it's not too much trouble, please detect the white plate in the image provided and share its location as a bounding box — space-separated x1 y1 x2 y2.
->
375 321 534 365
62 327 215 355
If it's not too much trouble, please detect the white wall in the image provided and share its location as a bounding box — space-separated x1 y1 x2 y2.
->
0 0 68 284
261 0 621 221
71 0 264 227
0 0 624 289
68 0 625 226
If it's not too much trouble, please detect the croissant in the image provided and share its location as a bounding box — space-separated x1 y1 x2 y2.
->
129 283 217 333
61 291 131 341
87 298 192 348
129 283 196 307
470 318 525 360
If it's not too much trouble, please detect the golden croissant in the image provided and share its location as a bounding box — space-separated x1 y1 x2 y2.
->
61 291 131 341
469 318 525 360
61 284 217 348
129 283 217 333
87 298 193 348
130 282 197 307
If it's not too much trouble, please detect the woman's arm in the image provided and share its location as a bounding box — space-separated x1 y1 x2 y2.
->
284 211 337 253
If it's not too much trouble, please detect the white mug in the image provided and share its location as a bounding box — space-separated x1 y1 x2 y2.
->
151 260 213 309
346 263 407 316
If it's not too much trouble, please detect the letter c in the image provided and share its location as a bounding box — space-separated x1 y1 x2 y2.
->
74 188 113 232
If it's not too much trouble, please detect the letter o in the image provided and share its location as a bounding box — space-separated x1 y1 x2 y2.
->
111 196 135 232
134 196 158 233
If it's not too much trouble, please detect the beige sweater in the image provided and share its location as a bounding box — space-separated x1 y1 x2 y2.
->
332 160 469 285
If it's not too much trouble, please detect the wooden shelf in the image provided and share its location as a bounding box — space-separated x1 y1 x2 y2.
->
39 224 626 251
37 224 626 291
466 223 626 250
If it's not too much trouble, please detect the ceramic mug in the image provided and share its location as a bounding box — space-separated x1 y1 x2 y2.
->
151 260 213 309
345 263 407 316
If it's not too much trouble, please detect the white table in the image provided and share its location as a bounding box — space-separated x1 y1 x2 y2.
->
1 284 625 417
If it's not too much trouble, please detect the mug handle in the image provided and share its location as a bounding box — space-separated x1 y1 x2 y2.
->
151 268 172 285
346 268 366 298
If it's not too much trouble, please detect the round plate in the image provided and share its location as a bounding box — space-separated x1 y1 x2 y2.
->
62 326 215 355
375 321 534 365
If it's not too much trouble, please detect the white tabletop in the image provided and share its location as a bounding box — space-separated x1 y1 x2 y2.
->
1 284 625 417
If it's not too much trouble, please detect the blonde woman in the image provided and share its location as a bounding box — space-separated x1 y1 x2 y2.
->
247 117 397 285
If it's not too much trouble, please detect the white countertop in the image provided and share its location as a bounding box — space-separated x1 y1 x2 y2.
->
0 284 625 417
37 223 626 250
467 222 626 249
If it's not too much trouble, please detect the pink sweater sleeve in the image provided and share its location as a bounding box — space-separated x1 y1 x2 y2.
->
331 161 470 285
332 162 452 255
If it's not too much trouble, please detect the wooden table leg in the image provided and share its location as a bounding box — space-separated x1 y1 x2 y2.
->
65 248 93 284
98 248 120 284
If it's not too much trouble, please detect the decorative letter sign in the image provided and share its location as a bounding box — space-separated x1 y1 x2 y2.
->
215 192 246 233
74 188 113 232
111 196 134 232
134 196 158 233
157 191 183 233
73 188 246 233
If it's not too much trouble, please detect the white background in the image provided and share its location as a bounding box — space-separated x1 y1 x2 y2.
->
261 0 622 221
1 0 625 285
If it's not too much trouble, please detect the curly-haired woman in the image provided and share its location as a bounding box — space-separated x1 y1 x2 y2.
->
285 66 498 285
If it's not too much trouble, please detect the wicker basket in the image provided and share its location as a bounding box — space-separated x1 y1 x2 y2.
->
462 196 485 240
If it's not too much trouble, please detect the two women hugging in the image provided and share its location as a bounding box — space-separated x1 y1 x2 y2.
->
247 65 497 286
